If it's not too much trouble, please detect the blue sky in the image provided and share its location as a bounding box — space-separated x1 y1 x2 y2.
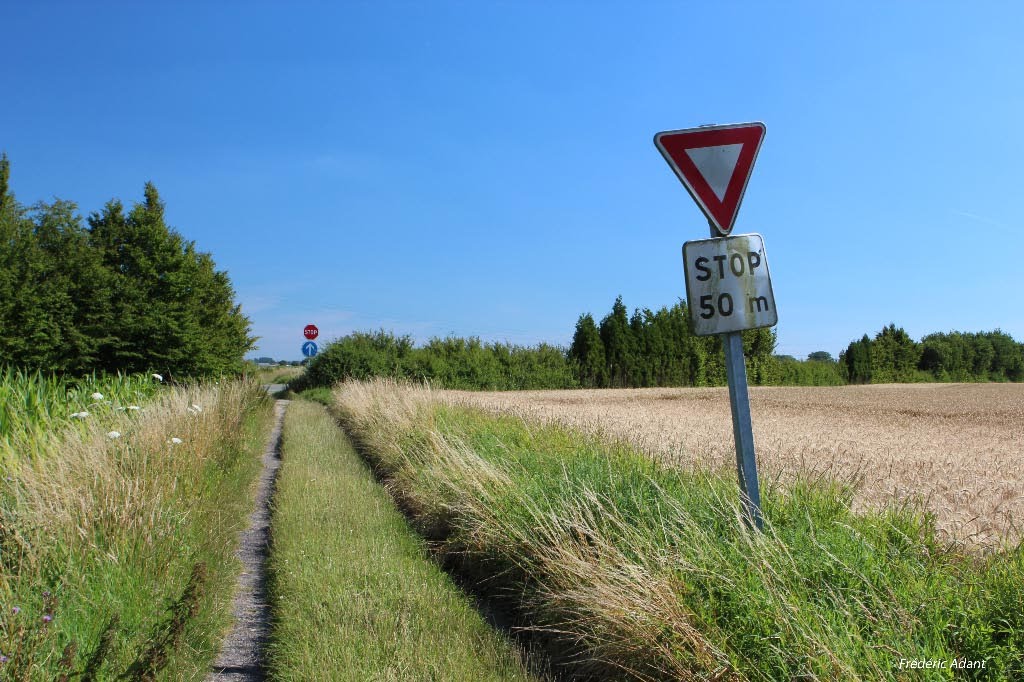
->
4 2 1022 361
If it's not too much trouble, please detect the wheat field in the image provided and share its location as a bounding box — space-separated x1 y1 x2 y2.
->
442 383 1024 548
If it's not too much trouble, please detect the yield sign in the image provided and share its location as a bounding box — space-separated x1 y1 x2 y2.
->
654 122 766 236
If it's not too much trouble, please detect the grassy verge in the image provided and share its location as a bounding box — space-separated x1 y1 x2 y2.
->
266 399 542 681
334 379 1024 681
0 379 273 680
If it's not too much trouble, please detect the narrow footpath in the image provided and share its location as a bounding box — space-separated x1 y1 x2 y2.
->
206 397 288 681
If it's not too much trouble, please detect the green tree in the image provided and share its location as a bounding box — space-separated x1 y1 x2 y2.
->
569 313 606 387
29 199 113 373
870 324 919 383
87 183 254 376
0 165 98 371
630 308 653 387
970 333 995 380
987 330 1024 381
667 301 707 386
599 296 636 388
844 334 873 384
644 307 676 386
0 160 49 368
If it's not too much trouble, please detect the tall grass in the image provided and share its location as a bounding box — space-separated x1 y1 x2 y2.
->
0 368 160 466
0 378 272 679
334 379 1024 681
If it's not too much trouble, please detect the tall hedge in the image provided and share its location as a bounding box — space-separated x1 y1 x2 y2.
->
298 331 577 391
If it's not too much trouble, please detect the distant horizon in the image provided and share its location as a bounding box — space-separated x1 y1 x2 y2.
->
244 316 1022 365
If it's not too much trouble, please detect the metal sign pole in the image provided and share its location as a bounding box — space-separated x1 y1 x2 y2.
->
708 220 764 531
722 330 764 530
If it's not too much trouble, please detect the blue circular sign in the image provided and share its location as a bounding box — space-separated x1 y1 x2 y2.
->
302 341 318 358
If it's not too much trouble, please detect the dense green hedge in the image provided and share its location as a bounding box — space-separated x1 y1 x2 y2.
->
295 331 576 391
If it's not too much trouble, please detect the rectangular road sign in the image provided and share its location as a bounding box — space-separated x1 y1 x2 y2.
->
683 233 777 336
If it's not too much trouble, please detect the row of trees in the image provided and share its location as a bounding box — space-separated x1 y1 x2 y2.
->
301 297 1021 391
300 297 841 392
575 300 1024 389
0 155 254 377
842 325 1024 383
568 297 786 388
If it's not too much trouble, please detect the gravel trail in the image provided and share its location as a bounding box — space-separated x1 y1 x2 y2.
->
206 398 288 681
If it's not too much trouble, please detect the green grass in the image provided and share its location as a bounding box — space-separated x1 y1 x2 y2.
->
266 399 542 682
251 365 304 386
335 380 1024 681
0 368 162 465
295 386 333 406
0 379 273 680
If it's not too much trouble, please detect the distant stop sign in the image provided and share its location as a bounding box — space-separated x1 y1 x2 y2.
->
304 324 319 340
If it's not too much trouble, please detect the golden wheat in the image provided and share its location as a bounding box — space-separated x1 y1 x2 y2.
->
440 383 1024 547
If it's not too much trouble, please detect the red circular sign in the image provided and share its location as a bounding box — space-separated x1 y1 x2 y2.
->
303 324 319 340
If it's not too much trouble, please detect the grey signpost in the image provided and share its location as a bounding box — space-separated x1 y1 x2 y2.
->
654 122 775 530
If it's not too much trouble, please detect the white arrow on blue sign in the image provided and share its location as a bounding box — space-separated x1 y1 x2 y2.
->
302 341 318 358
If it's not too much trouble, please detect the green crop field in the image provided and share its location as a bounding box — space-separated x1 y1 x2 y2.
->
0 369 161 465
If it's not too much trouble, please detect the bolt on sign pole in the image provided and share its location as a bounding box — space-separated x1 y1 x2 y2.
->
655 123 775 531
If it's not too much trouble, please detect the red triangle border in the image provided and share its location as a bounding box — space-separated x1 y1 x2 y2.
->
655 123 765 236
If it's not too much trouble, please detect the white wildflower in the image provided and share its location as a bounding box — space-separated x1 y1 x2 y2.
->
90 392 104 400
107 431 121 439
169 437 183 445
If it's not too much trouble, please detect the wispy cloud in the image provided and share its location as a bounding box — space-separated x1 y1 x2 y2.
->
951 210 1005 229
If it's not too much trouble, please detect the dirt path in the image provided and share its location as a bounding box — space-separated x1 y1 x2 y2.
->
206 399 288 681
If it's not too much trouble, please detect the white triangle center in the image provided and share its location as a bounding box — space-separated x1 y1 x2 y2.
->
685 143 742 202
